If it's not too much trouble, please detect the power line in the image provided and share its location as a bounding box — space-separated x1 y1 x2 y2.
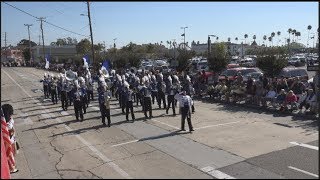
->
3 2 89 37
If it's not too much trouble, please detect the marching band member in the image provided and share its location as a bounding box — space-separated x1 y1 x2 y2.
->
79 77 88 113
98 78 111 127
125 84 135 122
42 73 49 99
50 75 58 104
156 73 166 109
60 76 68 111
150 74 158 105
140 76 153 119
73 80 84 121
180 91 194 132
166 75 178 116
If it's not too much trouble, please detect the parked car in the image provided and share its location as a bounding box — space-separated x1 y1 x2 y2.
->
243 72 264 82
288 56 305 67
219 67 262 81
227 63 240 69
278 67 309 81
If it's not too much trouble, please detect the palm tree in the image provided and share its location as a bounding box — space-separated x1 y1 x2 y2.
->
307 25 312 48
253 35 256 42
216 37 219 42
244 34 248 44
263 35 267 47
270 32 275 46
228 37 231 42
271 32 275 37
292 29 297 42
268 37 273 47
295 32 301 43
235 37 238 44
288 28 292 44
277 31 281 46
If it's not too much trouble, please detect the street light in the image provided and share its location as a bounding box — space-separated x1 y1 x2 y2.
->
113 38 117 48
207 35 216 56
181 26 188 50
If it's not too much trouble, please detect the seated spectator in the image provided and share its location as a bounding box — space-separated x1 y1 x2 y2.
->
262 86 277 107
275 89 286 107
282 90 298 111
216 80 228 100
246 76 255 103
298 89 317 114
254 76 265 106
206 84 215 98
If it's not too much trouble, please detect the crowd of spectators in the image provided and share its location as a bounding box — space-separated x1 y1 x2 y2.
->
194 71 319 115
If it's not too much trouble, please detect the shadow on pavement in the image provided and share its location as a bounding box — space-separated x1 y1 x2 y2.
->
138 130 190 142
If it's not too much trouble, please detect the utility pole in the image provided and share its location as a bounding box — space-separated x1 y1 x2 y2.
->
38 35 41 46
87 1 95 66
38 17 46 63
24 24 33 65
4 32 7 59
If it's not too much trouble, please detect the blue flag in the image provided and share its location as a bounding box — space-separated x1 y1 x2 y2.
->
102 60 111 70
45 54 50 69
83 55 90 69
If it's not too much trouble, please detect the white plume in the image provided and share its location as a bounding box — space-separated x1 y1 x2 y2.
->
159 73 163 81
168 76 172 83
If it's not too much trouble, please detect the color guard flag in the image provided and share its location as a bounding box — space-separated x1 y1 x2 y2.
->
83 55 90 69
102 60 111 71
45 54 50 69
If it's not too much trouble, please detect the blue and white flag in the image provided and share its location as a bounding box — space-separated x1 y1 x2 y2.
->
45 54 50 69
102 60 111 71
83 55 90 69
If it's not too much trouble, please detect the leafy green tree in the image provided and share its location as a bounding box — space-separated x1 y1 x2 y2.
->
176 49 193 72
76 39 91 55
17 39 37 47
256 54 287 77
22 48 31 62
207 42 228 73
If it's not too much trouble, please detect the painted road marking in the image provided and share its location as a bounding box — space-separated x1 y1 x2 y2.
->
194 121 241 130
150 119 180 130
3 69 132 179
288 166 318 178
16 113 33 126
91 106 100 111
290 142 319 151
111 140 139 147
61 111 69 116
201 166 235 179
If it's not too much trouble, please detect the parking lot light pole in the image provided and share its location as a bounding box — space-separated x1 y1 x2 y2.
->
181 26 188 50
208 35 216 57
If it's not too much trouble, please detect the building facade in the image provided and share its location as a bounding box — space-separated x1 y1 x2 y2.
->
191 42 250 56
31 45 77 64
1 48 23 64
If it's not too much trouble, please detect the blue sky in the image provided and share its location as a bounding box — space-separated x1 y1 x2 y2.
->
1 2 318 48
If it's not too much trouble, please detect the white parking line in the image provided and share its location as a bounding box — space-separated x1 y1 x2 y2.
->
288 166 318 178
201 166 235 179
194 121 241 130
111 140 139 147
290 142 319 151
3 69 132 179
